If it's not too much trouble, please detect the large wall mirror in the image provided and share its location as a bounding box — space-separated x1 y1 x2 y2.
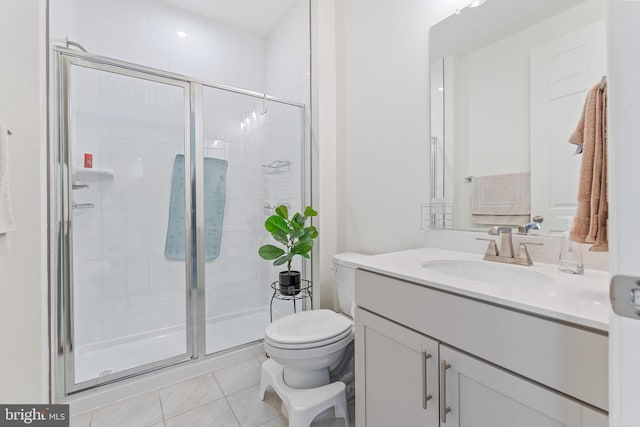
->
429 0 606 234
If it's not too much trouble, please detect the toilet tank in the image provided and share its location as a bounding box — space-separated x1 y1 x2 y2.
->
332 252 368 316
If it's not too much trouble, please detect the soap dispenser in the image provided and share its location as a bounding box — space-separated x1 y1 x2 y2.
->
558 216 584 275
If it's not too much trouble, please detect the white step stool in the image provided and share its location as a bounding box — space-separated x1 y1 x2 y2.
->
258 358 350 427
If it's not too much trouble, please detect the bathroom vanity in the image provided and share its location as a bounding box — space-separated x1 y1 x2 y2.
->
352 248 609 427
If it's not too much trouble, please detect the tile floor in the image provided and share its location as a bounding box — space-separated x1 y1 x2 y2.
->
70 355 354 427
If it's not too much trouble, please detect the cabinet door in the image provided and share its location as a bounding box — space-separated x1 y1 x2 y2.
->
581 407 608 427
439 345 582 427
355 308 439 427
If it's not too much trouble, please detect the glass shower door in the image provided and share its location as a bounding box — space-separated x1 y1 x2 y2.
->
62 56 193 392
200 85 305 355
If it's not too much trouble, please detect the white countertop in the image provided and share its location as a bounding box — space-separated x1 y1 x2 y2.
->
351 248 611 332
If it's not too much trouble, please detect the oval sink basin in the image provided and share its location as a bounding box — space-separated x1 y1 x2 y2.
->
421 260 554 286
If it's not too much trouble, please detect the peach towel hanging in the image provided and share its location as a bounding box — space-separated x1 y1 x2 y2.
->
568 81 608 252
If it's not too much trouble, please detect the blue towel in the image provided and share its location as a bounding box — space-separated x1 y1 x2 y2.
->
164 154 228 261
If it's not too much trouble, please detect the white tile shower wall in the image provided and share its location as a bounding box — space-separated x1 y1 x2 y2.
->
202 88 271 321
266 0 310 104
71 66 187 346
65 0 266 93
263 0 309 313
265 0 308 217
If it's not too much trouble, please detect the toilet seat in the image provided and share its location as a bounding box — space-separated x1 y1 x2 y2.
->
266 327 353 350
265 309 353 349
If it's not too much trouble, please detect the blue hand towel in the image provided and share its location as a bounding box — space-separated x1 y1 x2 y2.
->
165 154 228 261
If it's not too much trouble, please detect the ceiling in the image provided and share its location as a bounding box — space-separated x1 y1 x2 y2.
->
161 0 300 37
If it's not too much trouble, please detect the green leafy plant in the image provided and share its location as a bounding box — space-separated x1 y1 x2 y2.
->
258 205 318 274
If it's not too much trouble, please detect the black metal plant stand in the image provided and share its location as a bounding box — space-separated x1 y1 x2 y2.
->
269 279 312 322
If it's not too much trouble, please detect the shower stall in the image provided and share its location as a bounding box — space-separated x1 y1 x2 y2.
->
53 47 307 395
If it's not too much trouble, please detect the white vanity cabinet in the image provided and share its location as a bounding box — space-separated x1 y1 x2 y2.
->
354 269 608 427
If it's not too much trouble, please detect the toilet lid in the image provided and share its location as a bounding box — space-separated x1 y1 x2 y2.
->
265 309 353 345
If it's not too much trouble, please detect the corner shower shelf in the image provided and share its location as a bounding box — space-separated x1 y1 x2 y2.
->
262 160 291 175
72 166 115 180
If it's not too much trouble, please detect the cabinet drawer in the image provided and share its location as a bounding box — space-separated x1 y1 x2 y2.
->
355 269 608 411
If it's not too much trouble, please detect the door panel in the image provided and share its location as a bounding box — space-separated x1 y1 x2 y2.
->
63 57 193 392
530 20 606 232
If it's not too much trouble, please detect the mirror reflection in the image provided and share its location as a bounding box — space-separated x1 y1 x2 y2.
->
429 0 606 233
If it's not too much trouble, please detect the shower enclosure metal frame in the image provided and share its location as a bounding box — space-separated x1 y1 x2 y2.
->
52 46 308 398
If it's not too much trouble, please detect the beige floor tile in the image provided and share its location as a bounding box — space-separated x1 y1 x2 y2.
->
70 411 92 427
165 399 239 427
227 386 282 427
91 391 163 427
214 358 262 396
150 423 165 427
159 373 224 419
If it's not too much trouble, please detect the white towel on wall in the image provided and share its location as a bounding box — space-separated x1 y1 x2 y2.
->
0 125 16 255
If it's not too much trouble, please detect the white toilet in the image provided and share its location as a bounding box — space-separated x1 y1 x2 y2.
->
260 253 365 425
263 252 365 390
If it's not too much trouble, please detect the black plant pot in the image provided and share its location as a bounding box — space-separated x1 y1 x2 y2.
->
279 271 301 296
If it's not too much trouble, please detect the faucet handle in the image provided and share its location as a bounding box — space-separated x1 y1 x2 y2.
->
476 238 499 257
519 242 543 250
516 242 543 265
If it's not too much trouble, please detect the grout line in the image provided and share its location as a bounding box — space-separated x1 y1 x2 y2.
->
215 378 245 426
158 391 166 425
212 357 263 398
225 396 243 427
159 377 226 422
163 399 223 426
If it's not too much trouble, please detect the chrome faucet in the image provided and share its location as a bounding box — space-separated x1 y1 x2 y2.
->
477 226 543 266
518 222 541 234
518 216 543 235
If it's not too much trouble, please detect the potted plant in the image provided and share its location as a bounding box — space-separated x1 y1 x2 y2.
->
258 205 318 296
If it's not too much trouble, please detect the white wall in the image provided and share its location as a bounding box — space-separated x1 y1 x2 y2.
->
335 0 467 254
338 0 434 254
0 1 48 403
307 0 455 309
